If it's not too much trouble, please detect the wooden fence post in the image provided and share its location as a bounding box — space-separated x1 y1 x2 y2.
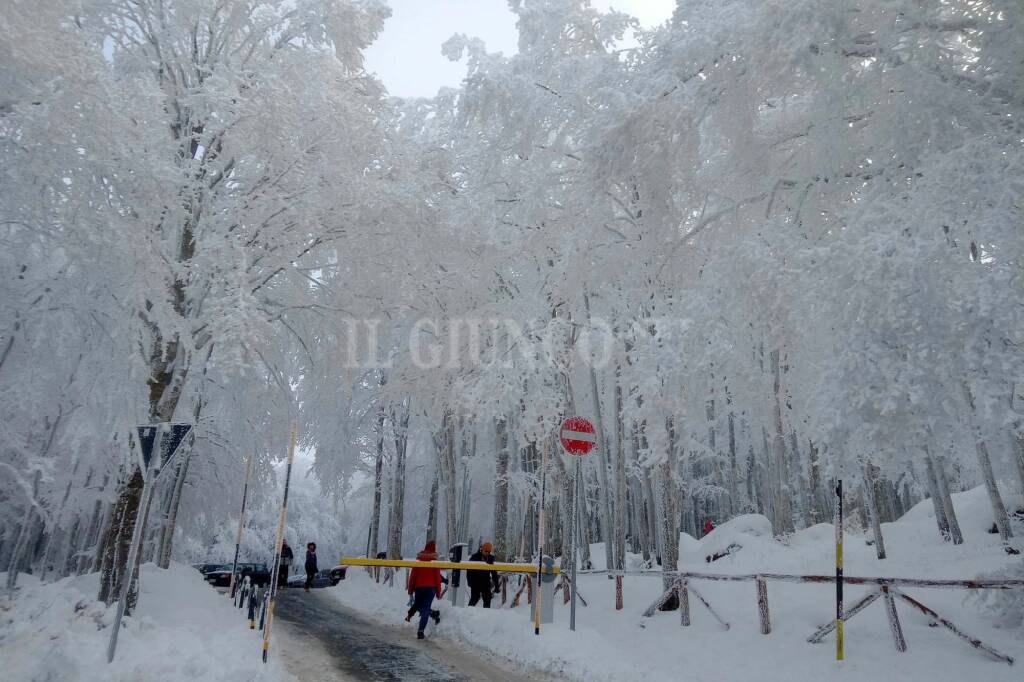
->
679 579 690 626
615 573 623 611
881 586 906 652
756 576 771 635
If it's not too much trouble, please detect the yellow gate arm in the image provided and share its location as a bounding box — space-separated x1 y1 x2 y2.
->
341 557 559 575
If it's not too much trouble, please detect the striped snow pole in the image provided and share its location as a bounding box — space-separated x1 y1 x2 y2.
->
836 479 844 661
229 452 254 600
262 423 298 664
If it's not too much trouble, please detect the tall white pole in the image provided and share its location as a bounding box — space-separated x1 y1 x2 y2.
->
263 424 298 663
228 452 254 599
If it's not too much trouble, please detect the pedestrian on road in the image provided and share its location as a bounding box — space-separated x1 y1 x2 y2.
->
279 540 294 588
406 540 442 639
467 541 499 608
304 542 318 592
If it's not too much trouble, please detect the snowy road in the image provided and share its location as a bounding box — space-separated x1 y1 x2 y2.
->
273 588 539 681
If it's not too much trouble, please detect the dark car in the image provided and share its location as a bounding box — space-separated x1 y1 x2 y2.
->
286 566 347 589
193 562 228 575
205 562 271 588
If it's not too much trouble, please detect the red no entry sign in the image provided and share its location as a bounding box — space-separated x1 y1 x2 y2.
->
560 417 596 455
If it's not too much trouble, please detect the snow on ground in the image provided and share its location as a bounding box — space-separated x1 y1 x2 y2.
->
0 562 293 682
330 485 1024 682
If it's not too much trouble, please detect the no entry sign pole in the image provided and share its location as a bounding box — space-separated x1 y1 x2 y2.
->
559 416 596 633
570 456 580 631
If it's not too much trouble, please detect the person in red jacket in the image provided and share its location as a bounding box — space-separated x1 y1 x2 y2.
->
703 519 715 537
406 540 443 639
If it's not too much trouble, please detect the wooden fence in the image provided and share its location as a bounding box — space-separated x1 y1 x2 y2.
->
580 569 1022 666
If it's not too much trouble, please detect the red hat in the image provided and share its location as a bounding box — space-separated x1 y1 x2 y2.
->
424 540 436 553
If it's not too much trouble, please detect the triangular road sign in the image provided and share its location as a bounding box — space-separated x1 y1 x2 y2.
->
160 423 193 468
136 425 158 471
136 423 193 473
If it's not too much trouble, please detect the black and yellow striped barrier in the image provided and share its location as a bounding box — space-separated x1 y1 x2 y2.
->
340 557 560 575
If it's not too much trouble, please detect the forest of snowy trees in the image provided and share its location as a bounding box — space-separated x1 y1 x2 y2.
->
2 0 1023 615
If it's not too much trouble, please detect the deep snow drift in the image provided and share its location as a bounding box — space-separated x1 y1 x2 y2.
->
330 485 1023 682
0 562 293 682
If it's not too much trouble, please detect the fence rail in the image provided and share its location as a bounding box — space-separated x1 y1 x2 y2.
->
578 569 1024 590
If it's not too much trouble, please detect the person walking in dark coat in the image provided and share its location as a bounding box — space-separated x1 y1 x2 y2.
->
406 540 443 639
467 542 499 608
304 542 318 592
279 540 294 588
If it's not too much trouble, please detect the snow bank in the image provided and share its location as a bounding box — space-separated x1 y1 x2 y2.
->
0 563 293 682
331 486 1024 682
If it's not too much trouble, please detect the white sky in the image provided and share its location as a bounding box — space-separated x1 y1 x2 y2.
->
364 0 676 98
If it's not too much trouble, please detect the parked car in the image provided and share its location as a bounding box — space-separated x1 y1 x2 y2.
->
286 566 347 589
204 562 271 588
193 563 228 575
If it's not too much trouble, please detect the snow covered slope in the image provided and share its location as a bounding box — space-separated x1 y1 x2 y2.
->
332 485 1023 682
0 562 293 682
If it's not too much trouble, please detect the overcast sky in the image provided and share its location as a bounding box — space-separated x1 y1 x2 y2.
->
364 0 675 98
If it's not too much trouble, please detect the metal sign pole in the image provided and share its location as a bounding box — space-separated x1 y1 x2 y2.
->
107 426 163 663
229 452 254 600
570 456 580 631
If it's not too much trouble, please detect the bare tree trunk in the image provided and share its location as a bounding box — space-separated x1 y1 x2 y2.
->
369 401 385 558
492 417 510 560
1013 428 1024 498
97 468 143 605
933 452 964 544
386 400 410 559
439 410 459 555
40 461 81 581
87 500 112 575
769 350 794 534
642 468 659 560
862 460 886 559
584 291 615 571
426 472 439 544
659 417 680 607
6 470 42 593
613 369 627 570
727 410 739 517
923 455 951 541
157 449 191 568
962 382 1012 540
791 430 812 528
577 461 592 568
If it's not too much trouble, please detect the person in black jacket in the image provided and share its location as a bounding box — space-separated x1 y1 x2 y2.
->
304 542 318 592
279 540 294 588
467 542 500 608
